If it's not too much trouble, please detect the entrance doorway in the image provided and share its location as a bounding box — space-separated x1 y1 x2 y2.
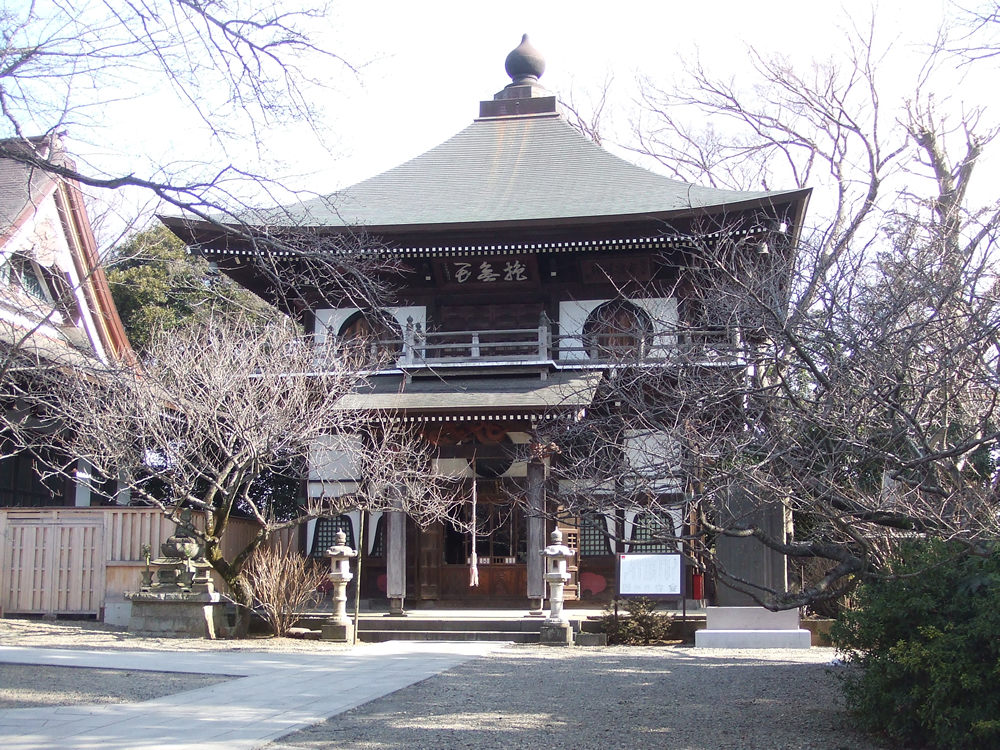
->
439 496 528 599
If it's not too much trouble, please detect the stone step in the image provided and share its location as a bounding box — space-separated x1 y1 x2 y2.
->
358 618 565 633
294 616 579 634
357 629 540 644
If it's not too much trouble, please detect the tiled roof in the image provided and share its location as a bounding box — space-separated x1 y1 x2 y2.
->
0 156 55 236
274 115 805 229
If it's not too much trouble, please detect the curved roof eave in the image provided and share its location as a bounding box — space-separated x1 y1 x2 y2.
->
161 187 812 244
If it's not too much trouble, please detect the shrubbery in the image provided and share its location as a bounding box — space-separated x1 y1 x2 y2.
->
831 541 1000 749
600 597 671 645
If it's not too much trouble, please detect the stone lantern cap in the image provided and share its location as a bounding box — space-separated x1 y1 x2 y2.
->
540 528 574 559
323 530 357 560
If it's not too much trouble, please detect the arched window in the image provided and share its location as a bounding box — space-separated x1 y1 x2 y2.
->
583 300 653 359
309 515 355 557
628 511 675 553
337 311 402 364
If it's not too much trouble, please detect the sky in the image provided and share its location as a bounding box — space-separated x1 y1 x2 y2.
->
37 0 998 244
269 0 966 190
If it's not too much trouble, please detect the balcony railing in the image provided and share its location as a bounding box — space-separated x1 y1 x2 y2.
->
341 314 741 369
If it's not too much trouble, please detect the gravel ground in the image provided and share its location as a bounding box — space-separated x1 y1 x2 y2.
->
0 620 878 749
0 664 232 708
0 618 354 653
264 645 879 750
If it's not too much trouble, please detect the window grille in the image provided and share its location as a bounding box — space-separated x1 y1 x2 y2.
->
579 513 612 556
629 512 675 553
310 515 355 557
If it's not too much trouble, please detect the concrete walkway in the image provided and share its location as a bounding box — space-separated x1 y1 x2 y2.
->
0 641 508 750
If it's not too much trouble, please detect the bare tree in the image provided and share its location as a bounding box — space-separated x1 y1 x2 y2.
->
540 22 1000 610
16 313 461 633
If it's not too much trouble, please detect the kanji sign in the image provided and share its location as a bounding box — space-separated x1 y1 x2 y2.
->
440 256 534 285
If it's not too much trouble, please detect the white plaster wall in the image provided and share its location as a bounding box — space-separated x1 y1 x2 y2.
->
557 299 608 361
0 192 110 362
624 429 683 493
558 297 678 361
557 478 615 496
309 435 362 481
631 297 679 356
73 459 92 506
625 507 684 552
309 435 362 499
367 511 383 555
305 518 317 555
314 306 427 343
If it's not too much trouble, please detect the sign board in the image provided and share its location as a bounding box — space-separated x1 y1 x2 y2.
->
618 553 683 596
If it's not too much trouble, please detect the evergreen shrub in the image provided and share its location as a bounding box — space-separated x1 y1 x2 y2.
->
600 596 671 644
831 541 1000 749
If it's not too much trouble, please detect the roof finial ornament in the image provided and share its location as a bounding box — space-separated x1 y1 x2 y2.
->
505 34 546 87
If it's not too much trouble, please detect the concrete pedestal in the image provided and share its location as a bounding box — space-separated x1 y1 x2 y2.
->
126 591 227 639
695 629 811 648
694 606 811 649
539 622 574 646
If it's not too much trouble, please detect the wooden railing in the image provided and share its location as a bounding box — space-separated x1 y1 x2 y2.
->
370 314 741 368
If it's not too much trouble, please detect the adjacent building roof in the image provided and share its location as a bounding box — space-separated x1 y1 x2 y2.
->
273 115 803 231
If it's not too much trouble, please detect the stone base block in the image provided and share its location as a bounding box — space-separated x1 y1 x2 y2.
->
320 621 354 642
695 629 812 649
705 606 800 630
539 623 574 646
103 601 131 628
575 632 607 646
126 595 227 639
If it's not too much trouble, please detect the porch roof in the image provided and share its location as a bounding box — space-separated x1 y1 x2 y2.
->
335 371 602 416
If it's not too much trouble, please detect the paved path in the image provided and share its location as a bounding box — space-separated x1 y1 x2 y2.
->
0 641 507 750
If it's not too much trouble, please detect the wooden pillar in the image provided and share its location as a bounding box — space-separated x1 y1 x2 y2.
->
386 502 406 616
527 458 546 614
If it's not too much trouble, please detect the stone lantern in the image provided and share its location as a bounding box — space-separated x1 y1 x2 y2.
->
539 528 575 645
321 530 357 642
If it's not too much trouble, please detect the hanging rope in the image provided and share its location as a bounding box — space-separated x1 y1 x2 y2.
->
469 455 480 587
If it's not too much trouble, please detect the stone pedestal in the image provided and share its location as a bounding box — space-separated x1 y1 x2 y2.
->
125 511 226 639
540 622 574 646
126 591 228 639
320 621 354 642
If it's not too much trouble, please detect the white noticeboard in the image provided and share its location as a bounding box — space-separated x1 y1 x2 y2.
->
618 553 683 596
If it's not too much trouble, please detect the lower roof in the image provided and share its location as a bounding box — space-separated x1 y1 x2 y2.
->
335 371 602 417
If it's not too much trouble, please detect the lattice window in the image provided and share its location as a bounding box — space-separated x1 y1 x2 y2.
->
629 512 675 553
579 513 612 556
309 515 355 557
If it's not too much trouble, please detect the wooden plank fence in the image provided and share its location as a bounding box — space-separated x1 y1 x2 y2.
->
0 507 300 620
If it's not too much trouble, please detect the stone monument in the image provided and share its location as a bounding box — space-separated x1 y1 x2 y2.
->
320 530 357 642
126 510 228 638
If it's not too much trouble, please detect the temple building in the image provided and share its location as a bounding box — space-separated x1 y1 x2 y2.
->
163 36 811 611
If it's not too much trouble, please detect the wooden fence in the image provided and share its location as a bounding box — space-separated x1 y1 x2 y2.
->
0 507 299 620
